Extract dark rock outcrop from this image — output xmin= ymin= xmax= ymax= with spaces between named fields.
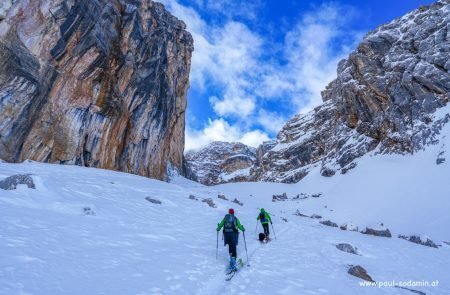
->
xmin=218 ymin=194 xmax=228 ymax=200
xmin=0 ymin=174 xmax=35 ymax=190
xmin=398 ymin=234 xmax=438 ymax=248
xmin=362 ymin=227 xmax=392 ymax=238
xmin=201 ymin=198 xmax=216 ymax=208
xmin=340 ymin=223 xmax=359 ymax=231
xmin=145 ymin=197 xmax=162 ymax=205
xmin=272 ymin=193 xmax=288 ymax=202
xmin=336 ymin=243 xmax=359 ymax=255
xmin=185 ymin=142 xmax=256 ymax=185
xmin=294 ymin=209 xmax=309 ymax=217
xmin=348 ymin=265 xmax=374 ymax=282
xmin=320 ymin=220 xmax=338 ymax=228
xmin=232 ymin=198 xmax=243 ymax=206
xmin=0 ymin=0 xmax=193 ymax=180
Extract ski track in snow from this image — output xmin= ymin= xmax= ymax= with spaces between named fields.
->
xmin=0 ymin=153 xmax=449 ymax=294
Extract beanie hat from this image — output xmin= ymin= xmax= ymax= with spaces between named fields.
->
xmin=229 ymin=208 xmax=235 ymax=214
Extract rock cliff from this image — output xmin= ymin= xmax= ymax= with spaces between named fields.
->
xmin=252 ymin=0 xmax=449 ymax=182
xmin=0 ymin=0 xmax=193 ymax=180
xmin=185 ymin=141 xmax=256 ymax=185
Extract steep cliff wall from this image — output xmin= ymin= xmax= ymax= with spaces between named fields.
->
xmin=0 ymin=0 xmax=193 ymax=180
xmin=252 ymin=0 xmax=449 ymax=183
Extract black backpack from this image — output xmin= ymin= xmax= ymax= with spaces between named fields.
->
xmin=259 ymin=212 xmax=267 ymax=222
xmin=223 ymin=214 xmax=237 ymax=233
xmin=258 ymin=233 xmax=266 ymax=242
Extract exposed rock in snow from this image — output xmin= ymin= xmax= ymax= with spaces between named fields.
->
xmin=398 ymin=235 xmax=438 ymax=248
xmin=320 ymin=220 xmax=338 ymax=228
xmin=250 ymin=1 xmax=450 ymax=183
xmin=188 ymin=194 xmax=198 ymax=201
xmin=336 ymin=243 xmax=359 ymax=255
xmin=362 ymin=227 xmax=392 ymax=238
xmin=185 ymin=142 xmax=256 ymax=185
xmin=145 ymin=197 xmax=162 ymax=205
xmin=218 ymin=194 xmax=228 ymax=200
xmin=232 ymin=198 xmax=243 ymax=206
xmin=83 ymin=207 xmax=96 ymax=216
xmin=348 ymin=265 xmax=374 ymax=282
xmin=0 ymin=174 xmax=35 ymax=190
xmin=272 ymin=193 xmax=289 ymax=202
xmin=321 ymin=167 xmax=336 ymax=177
xmin=294 ymin=209 xmax=309 ymax=217
xmin=201 ymin=198 xmax=217 ymax=208
xmin=394 ymin=286 xmax=426 ymax=295
xmin=0 ymin=0 xmax=193 ymax=180
xmin=340 ymin=223 xmax=359 ymax=232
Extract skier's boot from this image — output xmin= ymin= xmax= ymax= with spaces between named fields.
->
xmin=230 ymin=257 xmax=237 ymax=271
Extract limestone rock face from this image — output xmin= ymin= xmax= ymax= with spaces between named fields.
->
xmin=252 ymin=1 xmax=450 ymax=183
xmin=0 ymin=0 xmax=193 ymax=180
xmin=185 ymin=141 xmax=256 ymax=185
xmin=322 ymin=0 xmax=449 ymax=152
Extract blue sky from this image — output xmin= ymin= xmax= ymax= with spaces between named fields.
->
xmin=159 ymin=0 xmax=435 ymax=150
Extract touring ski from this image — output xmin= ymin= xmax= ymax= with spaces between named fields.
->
xmin=225 ymin=258 xmax=244 ymax=281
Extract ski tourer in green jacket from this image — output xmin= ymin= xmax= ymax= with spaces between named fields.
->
xmin=257 ymin=208 xmax=272 ymax=239
xmin=217 ymin=209 xmax=245 ymax=233
xmin=216 ymin=208 xmax=245 ymax=270
xmin=257 ymin=208 xmax=272 ymax=225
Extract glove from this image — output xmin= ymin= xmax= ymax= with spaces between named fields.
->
xmin=271 ymin=222 xmax=273 ymax=224
xmin=242 ymin=227 xmax=245 ymax=232
xmin=216 ymin=228 xmax=220 ymax=231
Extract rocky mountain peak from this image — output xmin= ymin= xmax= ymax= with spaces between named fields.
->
xmin=252 ymin=0 xmax=449 ymax=183
xmin=187 ymin=1 xmax=449 ymax=185
xmin=185 ymin=141 xmax=256 ymax=185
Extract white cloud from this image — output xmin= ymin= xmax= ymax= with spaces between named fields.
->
xmin=160 ymin=0 xmax=362 ymax=150
xmin=210 ymin=95 xmax=255 ymax=117
xmin=160 ymin=0 xmax=264 ymax=118
xmin=283 ymin=3 xmax=358 ymax=113
xmin=185 ymin=118 xmax=269 ymax=151
xmin=257 ymin=3 xmax=360 ymax=114
xmin=256 ymin=110 xmax=287 ymax=134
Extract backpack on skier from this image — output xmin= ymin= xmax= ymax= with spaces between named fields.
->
xmin=259 ymin=212 xmax=267 ymax=223
xmin=223 ymin=214 xmax=238 ymax=233
xmin=258 ymin=232 xmax=266 ymax=242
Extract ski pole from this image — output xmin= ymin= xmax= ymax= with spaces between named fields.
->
xmin=254 ymin=221 xmax=258 ymax=234
xmin=243 ymin=232 xmax=250 ymax=266
xmin=271 ymin=223 xmax=277 ymax=240
xmin=216 ymin=231 xmax=219 ymax=260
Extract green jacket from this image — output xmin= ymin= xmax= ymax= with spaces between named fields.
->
xmin=257 ymin=209 xmax=272 ymax=224
xmin=217 ymin=214 xmax=245 ymax=232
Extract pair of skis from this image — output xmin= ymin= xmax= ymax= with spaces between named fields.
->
xmin=225 ymin=258 xmax=245 ymax=281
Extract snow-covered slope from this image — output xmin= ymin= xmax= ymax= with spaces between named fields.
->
xmin=1 ymin=132 xmax=449 ymax=295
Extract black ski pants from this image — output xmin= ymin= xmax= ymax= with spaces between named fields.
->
xmin=228 ymin=243 xmax=237 ymax=258
xmin=262 ymin=223 xmax=270 ymax=236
